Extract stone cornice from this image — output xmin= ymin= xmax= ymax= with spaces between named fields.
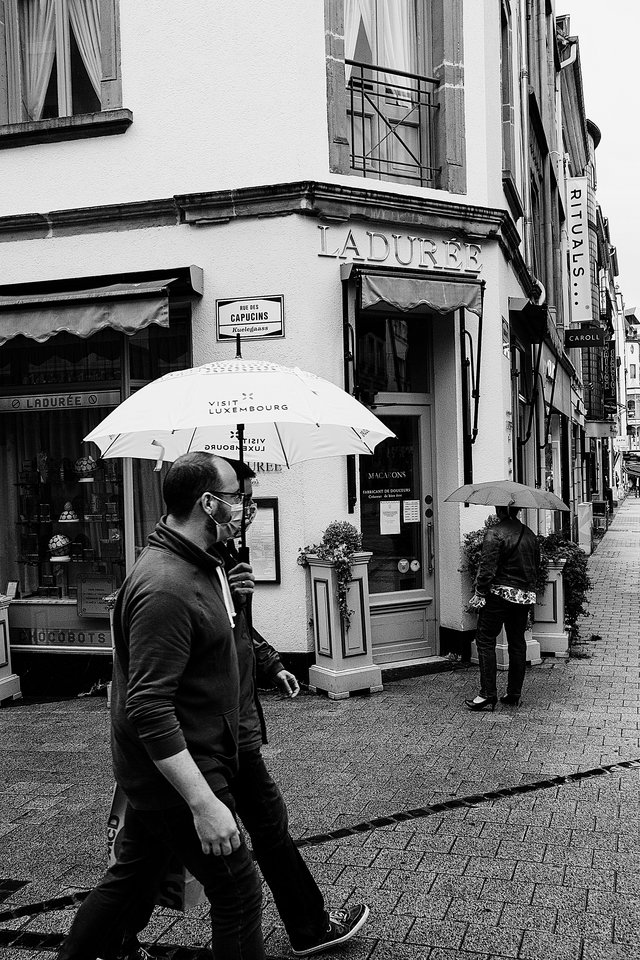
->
xmin=176 ymin=180 xmax=523 ymax=251
xmin=0 ymin=198 xmax=179 ymax=242
xmin=0 ymin=178 xmax=536 ymax=298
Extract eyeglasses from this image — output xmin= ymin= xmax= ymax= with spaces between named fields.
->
xmin=209 ymin=489 xmax=244 ymax=505
xmin=207 ymin=490 xmax=254 ymax=508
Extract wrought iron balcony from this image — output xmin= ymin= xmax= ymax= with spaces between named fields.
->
xmin=346 ymin=59 xmax=439 ymax=185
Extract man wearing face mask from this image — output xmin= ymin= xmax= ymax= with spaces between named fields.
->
xmin=107 ymin=460 xmax=369 ymax=960
xmin=58 ymin=452 xmax=265 ymax=960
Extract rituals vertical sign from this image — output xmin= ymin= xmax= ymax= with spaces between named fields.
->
xmin=567 ymin=177 xmax=592 ymax=323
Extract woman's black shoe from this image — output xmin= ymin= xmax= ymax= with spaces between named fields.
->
xmin=500 ymin=694 xmax=520 ymax=706
xmin=464 ymin=696 xmax=497 ymax=712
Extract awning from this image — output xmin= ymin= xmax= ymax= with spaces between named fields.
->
xmin=585 ymin=421 xmax=617 ymax=440
xmin=0 ymin=279 xmax=179 ymax=346
xmin=360 ymin=274 xmax=483 ymax=317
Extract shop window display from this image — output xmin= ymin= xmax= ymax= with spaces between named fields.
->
xmin=5 ymin=420 xmax=125 ymax=599
xmin=356 ymin=314 xmax=429 ymax=402
xmin=0 ymin=315 xmax=190 ymax=638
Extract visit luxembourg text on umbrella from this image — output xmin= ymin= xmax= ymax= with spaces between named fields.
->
xmin=84 ymin=360 xmax=395 ymax=466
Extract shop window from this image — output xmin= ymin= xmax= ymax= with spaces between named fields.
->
xmin=0 ymin=0 xmax=129 ymax=143
xmin=356 ymin=313 xmax=429 ymax=402
xmin=0 ymin=314 xmax=190 ymax=603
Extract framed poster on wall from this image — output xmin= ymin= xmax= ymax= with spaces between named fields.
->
xmin=246 ymin=498 xmax=280 ymax=583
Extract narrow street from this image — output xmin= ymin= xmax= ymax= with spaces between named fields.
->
xmin=1 ymin=497 xmax=639 ymax=959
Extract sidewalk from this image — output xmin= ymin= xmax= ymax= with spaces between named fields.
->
xmin=2 ymin=498 xmax=640 ymax=960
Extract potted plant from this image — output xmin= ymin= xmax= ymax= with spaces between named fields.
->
xmin=298 ymin=521 xmax=364 ymax=631
xmin=534 ymin=533 xmax=591 ymax=650
xmin=298 ymin=521 xmax=382 ymax=699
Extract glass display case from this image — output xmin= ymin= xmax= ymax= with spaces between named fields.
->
xmin=15 ymin=454 xmax=124 ymax=600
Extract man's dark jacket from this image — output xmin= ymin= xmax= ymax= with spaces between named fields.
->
xmin=475 ymin=518 xmax=540 ymax=597
xmin=111 ymin=520 xmax=240 ymax=809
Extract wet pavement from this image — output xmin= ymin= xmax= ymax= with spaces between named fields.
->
xmin=1 ymin=497 xmax=640 ymax=959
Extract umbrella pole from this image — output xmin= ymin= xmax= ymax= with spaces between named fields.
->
xmin=234 ymin=332 xmax=249 ymax=557
xmin=237 ymin=421 xmax=248 ymax=557
xmin=233 ymin=332 xmax=254 ymax=629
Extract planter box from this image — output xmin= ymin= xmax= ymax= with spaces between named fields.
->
xmin=0 ymin=596 xmax=22 ymax=704
xmin=531 ymin=561 xmax=570 ymax=658
xmin=471 ymin=627 xmax=540 ymax=671
xmin=306 ymin=551 xmax=383 ymax=700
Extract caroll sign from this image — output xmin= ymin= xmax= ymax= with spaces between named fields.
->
xmin=564 ymin=327 xmax=605 ymax=348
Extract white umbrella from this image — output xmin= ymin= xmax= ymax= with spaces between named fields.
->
xmin=84 ymin=359 xmax=394 ymax=467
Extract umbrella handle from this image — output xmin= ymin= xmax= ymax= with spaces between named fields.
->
xmin=151 ymin=440 xmax=165 ymax=472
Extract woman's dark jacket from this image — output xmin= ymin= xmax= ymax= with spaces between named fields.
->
xmin=475 ymin=518 xmax=541 ymax=597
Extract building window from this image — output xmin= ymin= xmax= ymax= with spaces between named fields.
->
xmin=628 ymin=399 xmax=636 ymax=419
xmin=325 ymin=0 xmax=466 ymax=192
xmin=500 ymin=2 xmax=515 ymax=175
xmin=344 ymin=0 xmax=437 ymax=185
xmin=0 ymin=0 xmax=125 ymax=133
xmin=630 ymin=363 xmax=637 ymax=380
xmin=0 ymin=313 xmax=190 ymax=609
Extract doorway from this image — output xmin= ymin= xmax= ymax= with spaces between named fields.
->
xmin=359 ymin=396 xmax=437 ymax=663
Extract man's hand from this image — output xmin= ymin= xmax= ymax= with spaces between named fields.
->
xmin=275 ymin=669 xmax=300 ymax=698
xmin=227 ymin=562 xmax=255 ymax=602
xmin=191 ymin=793 xmax=241 ymax=856
xmin=154 ymin=750 xmax=241 ymax=856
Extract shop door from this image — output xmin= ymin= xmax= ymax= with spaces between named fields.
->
xmin=360 ymin=398 xmax=436 ymax=664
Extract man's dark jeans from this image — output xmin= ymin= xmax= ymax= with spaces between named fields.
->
xmin=59 ymin=752 xmax=327 ymax=959
xmin=57 ymin=786 xmax=264 ymax=960
xmin=232 ymin=750 xmax=327 ymax=951
xmin=475 ymin=593 xmax=530 ymax=699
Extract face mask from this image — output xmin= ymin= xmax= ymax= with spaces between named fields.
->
xmin=204 ymin=495 xmax=244 ymax=543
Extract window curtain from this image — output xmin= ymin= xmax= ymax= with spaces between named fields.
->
xmin=344 ymin=0 xmax=373 ymax=81
xmin=345 ymin=0 xmax=417 ymax=91
xmin=69 ymin=0 xmax=102 ymax=98
xmin=19 ymin=0 xmax=56 ymax=121
xmin=379 ymin=0 xmax=417 ymax=75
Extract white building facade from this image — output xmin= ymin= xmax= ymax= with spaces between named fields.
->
xmin=0 ymin=1 xmax=605 ymax=686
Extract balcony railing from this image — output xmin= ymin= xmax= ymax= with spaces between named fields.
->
xmin=346 ymin=59 xmax=439 ymax=185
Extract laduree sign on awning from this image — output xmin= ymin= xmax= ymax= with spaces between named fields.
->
xmin=360 ymin=274 xmax=483 ymax=317
xmin=0 ymin=278 xmax=180 ymax=346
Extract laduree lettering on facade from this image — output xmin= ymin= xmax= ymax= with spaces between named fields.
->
xmin=318 ymin=225 xmax=482 ymax=274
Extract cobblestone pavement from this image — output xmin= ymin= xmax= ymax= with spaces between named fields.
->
xmin=1 ymin=498 xmax=640 ymax=959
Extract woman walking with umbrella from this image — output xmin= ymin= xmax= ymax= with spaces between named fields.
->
xmin=465 ymin=504 xmax=541 ymax=711
xmin=445 ymin=481 xmax=567 ymax=712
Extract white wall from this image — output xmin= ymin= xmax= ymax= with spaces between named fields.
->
xmin=0 ymin=208 xmax=512 ymax=651
xmin=1 ymin=1 xmax=508 ymax=219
